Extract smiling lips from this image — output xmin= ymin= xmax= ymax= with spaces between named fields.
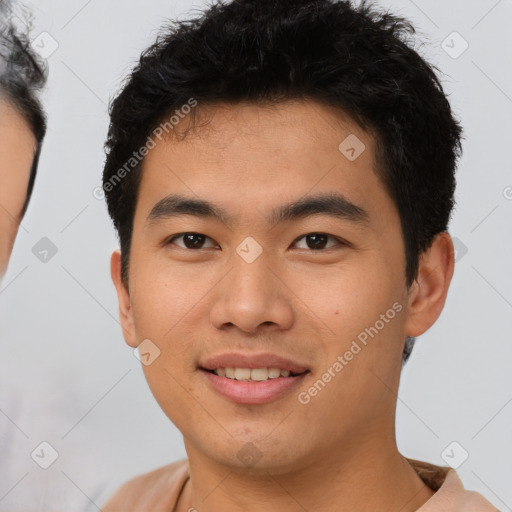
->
xmin=201 ymin=352 xmax=309 ymax=374
xmin=199 ymin=352 xmax=310 ymax=404
xmin=214 ymin=367 xmax=298 ymax=381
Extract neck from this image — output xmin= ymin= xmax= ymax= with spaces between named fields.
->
xmin=178 ymin=434 xmax=434 ymax=512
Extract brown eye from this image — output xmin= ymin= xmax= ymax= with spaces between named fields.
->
xmin=167 ymin=233 xmax=217 ymax=249
xmin=293 ymin=233 xmax=343 ymax=250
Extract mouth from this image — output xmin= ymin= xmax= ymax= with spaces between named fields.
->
xmin=199 ymin=358 xmax=310 ymax=404
xmin=202 ymin=367 xmax=308 ymax=381
xmin=198 ymin=352 xmax=311 ymax=404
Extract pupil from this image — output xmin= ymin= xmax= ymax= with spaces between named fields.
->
xmin=307 ymin=234 xmax=327 ymax=250
xmin=184 ymin=233 xmax=204 ymax=249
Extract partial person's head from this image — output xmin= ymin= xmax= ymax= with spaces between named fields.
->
xmin=0 ymin=0 xmax=47 ymax=278
xmin=105 ymin=0 xmax=461 ymax=472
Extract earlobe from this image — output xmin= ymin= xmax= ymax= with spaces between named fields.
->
xmin=404 ymin=232 xmax=455 ymax=338
xmin=110 ymin=250 xmax=138 ymax=348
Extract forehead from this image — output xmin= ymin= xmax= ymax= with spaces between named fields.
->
xmin=0 ymin=98 xmax=32 ymax=130
xmin=0 ymin=98 xmax=36 ymax=185
xmin=0 ymin=98 xmax=37 ymax=276
xmin=165 ymin=99 xmax=366 ymax=154
xmin=134 ymin=99 xmax=396 ymax=231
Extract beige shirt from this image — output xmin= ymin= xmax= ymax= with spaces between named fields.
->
xmin=103 ymin=457 xmax=499 ymax=511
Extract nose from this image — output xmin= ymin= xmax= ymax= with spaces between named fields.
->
xmin=209 ymin=252 xmax=295 ymax=334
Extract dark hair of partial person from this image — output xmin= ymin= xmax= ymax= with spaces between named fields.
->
xmin=0 ymin=0 xmax=48 ymax=218
xmin=102 ymin=0 xmax=463 ymax=365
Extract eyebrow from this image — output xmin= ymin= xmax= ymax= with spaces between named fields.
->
xmin=146 ymin=192 xmax=370 ymax=228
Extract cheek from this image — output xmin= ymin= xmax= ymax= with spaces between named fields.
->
xmin=301 ymin=287 xmax=405 ymax=428
xmin=299 ymin=259 xmax=395 ymax=326
xmin=132 ymin=273 xmax=201 ymax=422
xmin=0 ymin=220 xmax=16 ymax=272
xmin=131 ymin=265 xmax=205 ymax=336
xmin=305 ymin=258 xmax=406 ymax=366
xmin=130 ymin=265 xmax=211 ymax=375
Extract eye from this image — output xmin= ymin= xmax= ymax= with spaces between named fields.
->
xmin=292 ymin=233 xmax=345 ymax=251
xmin=166 ymin=232 xmax=218 ymax=250
xmin=165 ymin=232 xmax=346 ymax=251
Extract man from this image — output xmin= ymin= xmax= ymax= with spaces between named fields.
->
xmin=0 ymin=0 xmax=46 ymax=279
xmin=102 ymin=0 xmax=496 ymax=510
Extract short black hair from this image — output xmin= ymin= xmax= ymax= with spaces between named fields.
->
xmin=103 ymin=0 xmax=463 ymax=364
xmin=0 ymin=0 xmax=47 ymax=218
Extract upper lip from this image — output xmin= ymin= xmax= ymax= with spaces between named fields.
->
xmin=200 ymin=353 xmax=309 ymax=374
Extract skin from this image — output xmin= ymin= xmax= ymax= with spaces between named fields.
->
xmin=111 ymin=99 xmax=455 ymax=512
xmin=0 ymin=98 xmax=36 ymax=279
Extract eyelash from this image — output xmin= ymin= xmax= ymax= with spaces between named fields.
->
xmin=165 ymin=232 xmax=347 ymax=251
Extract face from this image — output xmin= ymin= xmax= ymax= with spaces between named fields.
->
xmin=0 ymin=99 xmax=36 ymax=278
xmin=112 ymin=99 xmax=453 ymax=474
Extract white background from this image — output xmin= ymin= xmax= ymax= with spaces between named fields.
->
xmin=0 ymin=0 xmax=510 ymax=510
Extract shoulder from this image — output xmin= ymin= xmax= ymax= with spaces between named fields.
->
xmin=102 ymin=458 xmax=189 ymax=512
xmin=407 ymin=458 xmax=499 ymax=512
xmin=437 ymin=470 xmax=499 ymax=511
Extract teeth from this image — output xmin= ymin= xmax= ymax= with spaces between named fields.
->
xmin=250 ymin=368 xmax=269 ymax=381
xmin=212 ymin=367 xmax=299 ymax=381
xmin=234 ymin=368 xmax=251 ymax=380
xmin=268 ymin=368 xmax=281 ymax=378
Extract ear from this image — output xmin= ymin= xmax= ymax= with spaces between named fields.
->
xmin=404 ymin=232 xmax=455 ymax=338
xmin=110 ymin=250 xmax=138 ymax=348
